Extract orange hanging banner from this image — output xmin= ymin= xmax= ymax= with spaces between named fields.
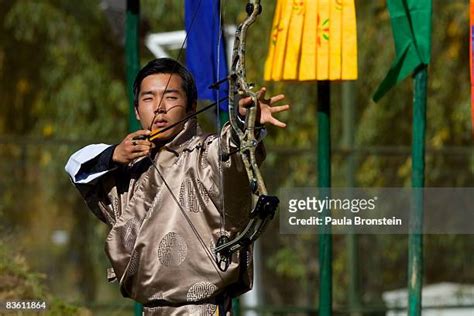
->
xmin=264 ymin=0 xmax=358 ymax=81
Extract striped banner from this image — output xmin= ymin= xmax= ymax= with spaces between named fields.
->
xmin=264 ymin=0 xmax=358 ymax=81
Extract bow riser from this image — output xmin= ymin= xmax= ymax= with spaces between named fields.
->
xmin=228 ymin=0 xmax=266 ymax=196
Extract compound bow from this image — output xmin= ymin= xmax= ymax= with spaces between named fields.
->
xmin=214 ymin=0 xmax=279 ymax=272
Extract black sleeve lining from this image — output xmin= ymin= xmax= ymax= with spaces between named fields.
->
xmin=75 ymin=145 xmax=118 ymax=181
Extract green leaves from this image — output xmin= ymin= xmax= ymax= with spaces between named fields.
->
xmin=1 ymin=0 xmax=127 ymax=139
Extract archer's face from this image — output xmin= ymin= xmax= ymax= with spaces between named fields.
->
xmin=135 ymin=73 xmax=189 ymax=142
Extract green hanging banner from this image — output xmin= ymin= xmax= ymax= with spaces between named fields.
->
xmin=373 ymin=0 xmax=432 ymax=102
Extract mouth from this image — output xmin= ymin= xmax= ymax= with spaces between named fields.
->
xmin=149 ymin=119 xmax=172 ymax=142
xmin=153 ymin=119 xmax=168 ymax=128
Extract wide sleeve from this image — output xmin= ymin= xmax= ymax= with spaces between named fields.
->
xmin=65 ymin=144 xmax=124 ymax=226
xmin=201 ymin=122 xmax=266 ymax=230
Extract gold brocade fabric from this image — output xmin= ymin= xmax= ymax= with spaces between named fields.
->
xmin=264 ymin=0 xmax=358 ymax=81
xmin=74 ymin=119 xmax=264 ymax=315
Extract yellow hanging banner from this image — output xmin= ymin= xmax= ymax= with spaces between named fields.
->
xmin=264 ymin=0 xmax=358 ymax=81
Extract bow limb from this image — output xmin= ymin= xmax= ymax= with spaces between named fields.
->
xmin=227 ymin=0 xmax=261 ymax=141
xmin=228 ymin=0 xmax=263 ymax=193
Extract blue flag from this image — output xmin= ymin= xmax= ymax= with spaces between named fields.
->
xmin=185 ymin=0 xmax=229 ymax=113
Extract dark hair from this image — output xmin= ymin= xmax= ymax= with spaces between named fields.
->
xmin=133 ymin=58 xmax=197 ymax=111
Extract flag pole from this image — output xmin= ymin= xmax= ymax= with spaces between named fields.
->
xmin=470 ymin=0 xmax=474 ymax=138
xmin=408 ymin=65 xmax=427 ymax=316
xmin=126 ymin=0 xmax=141 ymax=133
xmin=342 ymin=81 xmax=361 ymax=316
xmin=318 ymin=80 xmax=332 ymax=315
xmin=125 ymin=0 xmax=142 ymax=315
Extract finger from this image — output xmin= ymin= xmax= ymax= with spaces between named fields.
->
xmin=240 ymin=96 xmax=254 ymax=107
xmin=269 ymin=94 xmax=285 ymax=104
xmin=131 ymin=150 xmax=149 ymax=160
xmin=269 ymin=104 xmax=290 ymax=113
xmin=127 ymin=139 xmax=137 ymax=148
xmin=132 ymin=151 xmax=144 ymax=159
xmin=132 ymin=139 xmax=153 ymax=147
xmin=132 ymin=144 xmax=152 ymax=153
xmin=243 ymin=96 xmax=253 ymax=103
xmin=131 ymin=129 xmax=151 ymax=140
xmin=257 ymin=87 xmax=267 ymax=99
xmin=269 ymin=117 xmax=287 ymax=128
xmin=137 ymin=149 xmax=151 ymax=157
xmin=126 ymin=139 xmax=139 ymax=151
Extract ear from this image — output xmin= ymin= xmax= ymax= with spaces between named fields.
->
xmin=135 ymin=106 xmax=141 ymax=121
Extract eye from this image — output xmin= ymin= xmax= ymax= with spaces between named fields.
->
xmin=143 ymin=97 xmax=153 ymax=101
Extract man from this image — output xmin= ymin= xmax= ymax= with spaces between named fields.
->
xmin=65 ymin=58 xmax=289 ymax=315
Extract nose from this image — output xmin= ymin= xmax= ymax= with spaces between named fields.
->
xmin=154 ymin=101 xmax=166 ymax=114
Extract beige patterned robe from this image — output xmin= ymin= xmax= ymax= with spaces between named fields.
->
xmin=66 ymin=118 xmax=265 ymax=315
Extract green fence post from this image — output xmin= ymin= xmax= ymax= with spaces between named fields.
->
xmin=342 ymin=81 xmax=361 ymax=315
xmin=126 ymin=0 xmax=141 ymax=133
xmin=408 ymin=66 xmax=427 ymax=316
xmin=318 ymin=81 xmax=332 ymax=316
xmin=125 ymin=0 xmax=141 ymax=315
